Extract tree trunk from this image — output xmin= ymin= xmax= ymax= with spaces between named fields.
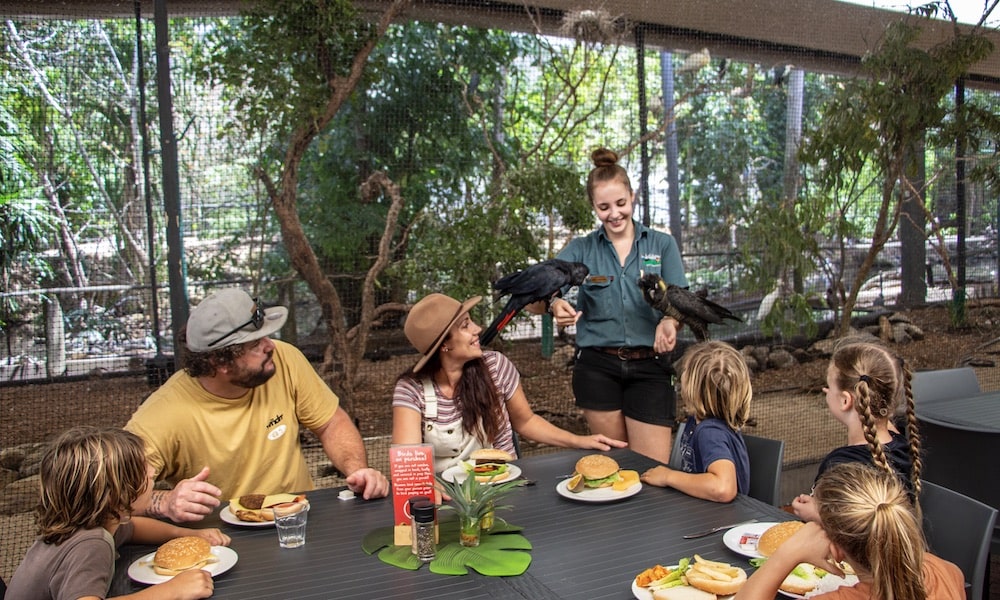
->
xmin=784 ymin=69 xmax=805 ymax=294
xmin=898 ymin=136 xmax=928 ymax=307
xmin=660 ymin=51 xmax=682 ymax=251
xmin=838 ymin=164 xmax=903 ymax=335
xmin=264 ymin=0 xmax=412 ymax=401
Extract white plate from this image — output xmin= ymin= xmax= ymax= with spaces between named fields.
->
xmin=722 ymin=521 xmax=782 ymax=558
xmin=777 ymin=572 xmax=859 ymax=598
xmin=127 ymin=545 xmax=238 ymax=585
xmin=556 ymin=478 xmax=641 ymax=502
xmin=441 ymin=462 xmax=522 ymax=485
xmin=631 ymin=569 xmax=734 ymax=600
xmin=220 ymin=504 xmax=274 ymax=527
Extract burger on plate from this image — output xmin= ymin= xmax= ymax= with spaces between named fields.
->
xmin=570 ymin=454 xmax=621 ymax=491
xmin=151 ymin=536 xmax=217 ymax=576
xmin=228 ymin=492 xmax=308 ymax=522
xmin=756 ymin=521 xmax=823 ymax=595
xmin=467 ymin=448 xmax=514 ymax=482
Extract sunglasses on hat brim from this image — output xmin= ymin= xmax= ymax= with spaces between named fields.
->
xmin=207 ymin=297 xmax=266 ymax=348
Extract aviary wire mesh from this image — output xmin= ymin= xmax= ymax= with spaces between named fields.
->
xmin=2 ymin=2 xmax=1000 ymax=584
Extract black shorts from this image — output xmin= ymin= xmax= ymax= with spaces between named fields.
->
xmin=571 ymin=347 xmax=676 ymax=426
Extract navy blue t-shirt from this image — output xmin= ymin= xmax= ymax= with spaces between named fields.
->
xmin=679 ymin=416 xmax=750 ymax=495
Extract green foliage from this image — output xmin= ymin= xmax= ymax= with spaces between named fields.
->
xmin=679 ymin=68 xmax=772 ymax=228
xmin=435 ymin=473 xmax=525 ymax=521
xmin=797 ymin=19 xmax=995 ymax=329
xmin=739 ymin=200 xmax=824 ymax=293
xmin=801 ymin=22 xmax=994 ymax=193
xmin=759 ymin=293 xmax=818 ymax=339
xmin=502 ymin=163 xmax=590 ymax=235
xmin=194 ymin=0 xmax=372 ymax=139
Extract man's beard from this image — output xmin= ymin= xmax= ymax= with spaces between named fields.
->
xmin=229 ymin=356 xmax=276 ymax=389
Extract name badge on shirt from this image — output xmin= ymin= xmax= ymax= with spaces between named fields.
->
xmin=584 ymin=275 xmax=614 ymax=284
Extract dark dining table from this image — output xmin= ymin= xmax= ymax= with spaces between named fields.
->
xmin=915 ymin=390 xmax=1000 ymax=433
xmin=111 ymin=448 xmax=794 ymax=599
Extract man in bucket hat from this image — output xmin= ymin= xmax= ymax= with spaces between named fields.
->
xmin=127 ymin=288 xmax=388 ymax=522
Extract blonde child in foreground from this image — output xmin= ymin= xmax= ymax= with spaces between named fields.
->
xmin=640 ymin=341 xmax=751 ymax=502
xmin=6 ymin=426 xmax=230 ymax=600
xmin=735 ymin=462 xmax=964 ymax=600
xmin=792 ymin=341 xmax=922 ymax=522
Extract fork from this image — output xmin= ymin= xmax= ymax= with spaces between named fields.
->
xmin=682 ymin=518 xmax=759 ymax=539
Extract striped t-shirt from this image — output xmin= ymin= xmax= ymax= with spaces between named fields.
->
xmin=393 ymin=350 xmax=519 ymax=455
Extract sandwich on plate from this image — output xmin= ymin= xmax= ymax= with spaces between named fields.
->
xmin=567 ymin=454 xmax=621 ymax=492
xmin=228 ymin=492 xmax=308 ymax=522
xmin=466 ymin=448 xmax=514 ymax=482
xmin=151 ymin=536 xmax=217 ymax=576
xmin=755 ymin=521 xmax=832 ymax=595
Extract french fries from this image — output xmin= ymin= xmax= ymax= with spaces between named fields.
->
xmin=686 ymin=554 xmax=741 ymax=582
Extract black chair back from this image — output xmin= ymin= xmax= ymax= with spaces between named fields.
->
xmin=744 ymin=434 xmax=784 ymax=506
xmin=921 ymin=479 xmax=997 ymax=600
xmin=912 ymin=367 xmax=980 ymax=404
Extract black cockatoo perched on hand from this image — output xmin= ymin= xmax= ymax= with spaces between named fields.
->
xmin=479 ymin=259 xmax=589 ymax=346
xmin=637 ymin=272 xmax=741 ymax=341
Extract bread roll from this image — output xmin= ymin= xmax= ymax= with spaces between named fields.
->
xmin=652 ymin=585 xmax=717 ymax=600
xmin=779 ymin=563 xmax=823 ymax=595
xmin=470 ymin=448 xmax=513 ymax=462
xmin=686 ymin=564 xmax=747 ymax=596
xmin=756 ymin=521 xmax=804 ymax=557
xmin=152 ymin=536 xmax=216 ymax=576
xmin=475 ymin=470 xmax=512 ymax=483
xmin=574 ymin=454 xmax=619 ymax=480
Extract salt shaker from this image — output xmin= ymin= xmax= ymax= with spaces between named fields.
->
xmin=411 ymin=501 xmax=437 ymax=562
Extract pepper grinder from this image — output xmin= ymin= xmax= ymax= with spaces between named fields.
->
xmin=411 ymin=501 xmax=437 ymax=562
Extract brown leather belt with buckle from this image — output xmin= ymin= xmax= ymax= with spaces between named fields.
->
xmin=593 ymin=346 xmax=658 ymax=360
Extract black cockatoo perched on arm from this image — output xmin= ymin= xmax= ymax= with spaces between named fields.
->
xmin=479 ymin=259 xmax=589 ymax=346
xmin=637 ymin=272 xmax=741 ymax=341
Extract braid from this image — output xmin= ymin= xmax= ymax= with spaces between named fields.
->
xmin=855 ymin=383 xmax=893 ymax=475
xmin=899 ymin=361 xmax=923 ymax=505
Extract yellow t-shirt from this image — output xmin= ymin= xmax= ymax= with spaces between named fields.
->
xmin=125 ymin=340 xmax=338 ymax=497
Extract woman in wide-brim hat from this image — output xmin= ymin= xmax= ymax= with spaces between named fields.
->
xmin=392 ymin=293 xmax=626 ymax=473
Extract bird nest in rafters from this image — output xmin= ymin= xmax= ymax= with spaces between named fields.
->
xmin=558 ymin=8 xmax=629 ymax=44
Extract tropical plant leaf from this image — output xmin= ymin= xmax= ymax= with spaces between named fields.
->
xmin=361 ymin=517 xmax=532 ymax=576
xmin=426 ymin=531 xmax=533 ymax=576
xmin=377 ymin=543 xmax=424 ymax=570
xmin=360 ymin=526 xmax=394 ymax=554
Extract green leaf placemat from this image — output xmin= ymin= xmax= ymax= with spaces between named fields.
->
xmin=362 ymin=516 xmax=532 ymax=576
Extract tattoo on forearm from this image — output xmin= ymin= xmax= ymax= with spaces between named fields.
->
xmin=150 ymin=490 xmax=165 ymax=518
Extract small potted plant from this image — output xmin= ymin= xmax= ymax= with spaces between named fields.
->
xmin=435 ymin=473 xmax=524 ymax=547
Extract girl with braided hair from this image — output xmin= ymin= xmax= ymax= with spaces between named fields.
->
xmin=737 ymin=463 xmax=964 ymax=600
xmin=792 ymin=342 xmax=923 ymax=522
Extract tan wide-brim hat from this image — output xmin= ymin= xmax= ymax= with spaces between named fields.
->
xmin=186 ymin=288 xmax=288 ymax=352
xmin=404 ymin=293 xmax=482 ymax=372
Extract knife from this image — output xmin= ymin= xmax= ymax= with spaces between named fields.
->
xmin=682 ymin=518 xmax=759 ymax=539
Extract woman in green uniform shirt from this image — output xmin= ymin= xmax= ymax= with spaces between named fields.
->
xmin=547 ymin=147 xmax=688 ymax=464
